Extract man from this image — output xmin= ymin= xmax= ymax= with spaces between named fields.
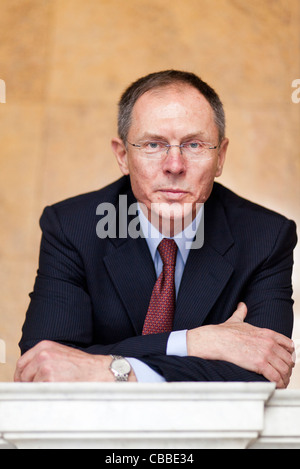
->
xmin=15 ymin=70 xmax=297 ymax=387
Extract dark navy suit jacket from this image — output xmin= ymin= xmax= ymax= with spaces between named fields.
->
xmin=19 ymin=176 xmax=297 ymax=382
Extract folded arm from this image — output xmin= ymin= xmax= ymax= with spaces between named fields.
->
xmin=17 ymin=207 xmax=297 ymax=387
xmin=140 ymin=218 xmax=297 ymax=388
xmin=15 ymin=302 xmax=295 ymax=387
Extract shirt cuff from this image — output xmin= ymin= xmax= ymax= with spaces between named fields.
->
xmin=126 ymin=330 xmax=188 ymax=382
xmin=166 ymin=330 xmax=188 ymax=356
xmin=126 ymin=357 xmax=166 ymax=383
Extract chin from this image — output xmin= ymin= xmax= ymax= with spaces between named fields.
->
xmin=151 ymin=202 xmax=195 ymax=236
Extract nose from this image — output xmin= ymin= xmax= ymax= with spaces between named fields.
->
xmin=162 ymin=145 xmax=186 ymax=175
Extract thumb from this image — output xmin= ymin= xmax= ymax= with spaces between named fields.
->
xmin=229 ymin=302 xmax=248 ymax=323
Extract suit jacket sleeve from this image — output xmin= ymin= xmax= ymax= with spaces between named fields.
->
xmin=139 ymin=218 xmax=297 ymax=382
xmin=19 ymin=205 xmax=169 ymax=356
xmin=20 ymin=201 xmax=297 ymax=385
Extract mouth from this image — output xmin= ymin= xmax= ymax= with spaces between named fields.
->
xmin=158 ymin=188 xmax=189 ymax=200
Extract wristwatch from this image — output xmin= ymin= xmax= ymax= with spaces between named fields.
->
xmin=109 ymin=355 xmax=132 ymax=382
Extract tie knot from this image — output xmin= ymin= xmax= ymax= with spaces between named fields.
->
xmin=158 ymin=238 xmax=178 ymax=266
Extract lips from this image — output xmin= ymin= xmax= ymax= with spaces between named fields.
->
xmin=159 ymin=189 xmax=189 ymax=200
xmin=160 ymin=188 xmax=188 ymax=193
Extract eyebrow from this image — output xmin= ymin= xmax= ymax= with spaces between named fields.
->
xmin=137 ymin=131 xmax=209 ymax=142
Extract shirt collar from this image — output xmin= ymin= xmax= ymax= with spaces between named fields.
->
xmin=137 ymin=203 xmax=204 ymax=265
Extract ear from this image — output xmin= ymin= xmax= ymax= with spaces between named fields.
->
xmin=215 ymin=138 xmax=229 ymax=178
xmin=111 ymin=138 xmax=130 ymax=175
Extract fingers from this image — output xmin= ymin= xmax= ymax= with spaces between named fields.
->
xmin=276 ymin=333 xmax=295 ymax=355
xmin=268 ymin=351 xmax=294 ymax=388
xmin=222 ymin=304 xmax=295 ymax=389
xmin=14 ymin=341 xmax=115 ymax=383
xmin=258 ymin=327 xmax=295 ymax=356
xmin=260 ymin=359 xmax=293 ymax=389
xmin=292 ymin=342 xmax=297 ymax=365
xmin=255 ymin=335 xmax=295 ymax=388
xmin=14 ymin=346 xmax=36 ymax=382
xmin=226 ymin=302 xmax=248 ymax=324
xmin=14 ymin=341 xmax=59 ymax=382
xmin=260 ymin=363 xmax=286 ymax=389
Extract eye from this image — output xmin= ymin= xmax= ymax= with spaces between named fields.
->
xmin=182 ymin=141 xmax=198 ymax=150
xmin=143 ymin=141 xmax=165 ymax=152
xmin=148 ymin=142 xmax=160 ymax=149
xmin=189 ymin=142 xmax=199 ymax=149
xmin=182 ymin=141 xmax=208 ymax=152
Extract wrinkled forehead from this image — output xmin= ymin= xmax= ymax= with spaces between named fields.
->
xmin=130 ymin=84 xmax=217 ymax=139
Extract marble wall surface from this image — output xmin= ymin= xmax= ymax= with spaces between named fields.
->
xmin=0 ymin=0 xmax=299 ymax=385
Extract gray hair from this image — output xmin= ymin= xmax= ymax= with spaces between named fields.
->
xmin=118 ymin=70 xmax=226 ymax=144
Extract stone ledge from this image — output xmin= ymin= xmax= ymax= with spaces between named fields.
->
xmin=0 ymin=382 xmax=280 ymax=449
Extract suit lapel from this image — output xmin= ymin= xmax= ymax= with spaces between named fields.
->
xmin=174 ymin=243 xmax=234 ymax=329
xmin=103 ymin=182 xmax=235 ymax=333
xmin=174 ymin=185 xmax=235 ymax=329
xmin=103 ymin=189 xmax=156 ymax=335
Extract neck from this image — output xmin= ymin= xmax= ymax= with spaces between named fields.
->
xmin=140 ymin=202 xmax=201 ymax=237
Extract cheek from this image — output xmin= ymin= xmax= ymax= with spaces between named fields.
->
xmin=128 ymin=161 xmax=155 ymax=200
xmin=189 ymin=162 xmax=219 ymax=200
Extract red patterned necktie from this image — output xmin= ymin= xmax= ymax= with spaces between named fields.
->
xmin=142 ymin=238 xmax=178 ymax=335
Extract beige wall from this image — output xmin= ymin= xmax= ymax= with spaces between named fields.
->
xmin=0 ymin=0 xmax=299 ymax=386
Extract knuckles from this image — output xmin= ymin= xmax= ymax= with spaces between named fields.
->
xmin=16 ymin=340 xmax=58 ymax=382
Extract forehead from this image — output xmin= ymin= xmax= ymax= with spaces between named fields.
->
xmin=130 ymin=84 xmax=217 ymax=137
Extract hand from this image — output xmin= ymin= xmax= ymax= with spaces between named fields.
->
xmin=187 ymin=302 xmax=295 ymax=389
xmin=14 ymin=341 xmax=137 ymax=383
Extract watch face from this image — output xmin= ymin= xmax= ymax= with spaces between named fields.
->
xmin=113 ymin=359 xmax=131 ymax=375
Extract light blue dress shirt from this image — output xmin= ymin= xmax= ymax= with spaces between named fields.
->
xmin=127 ymin=204 xmax=204 ymax=382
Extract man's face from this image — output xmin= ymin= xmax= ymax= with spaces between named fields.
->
xmin=112 ymin=84 xmax=228 ymax=233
